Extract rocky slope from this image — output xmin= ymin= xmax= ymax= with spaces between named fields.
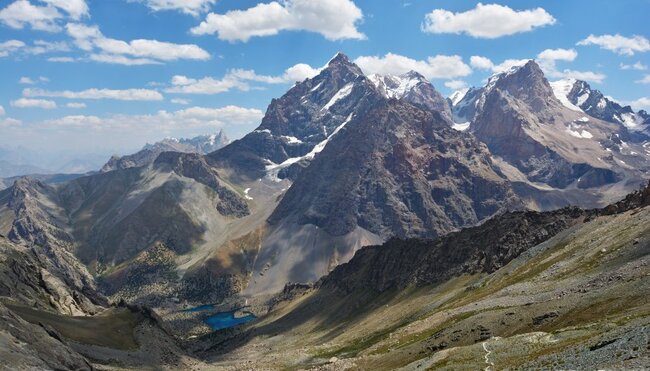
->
xmin=551 ymin=78 xmax=650 ymax=137
xmin=195 ymin=182 xmax=650 ymax=370
xmin=210 ymin=53 xmax=385 ymax=182
xmin=464 ymin=61 xmax=649 ymax=209
xmin=101 ymin=130 xmax=230 ymax=172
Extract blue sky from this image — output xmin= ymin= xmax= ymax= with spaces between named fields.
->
xmin=0 ymin=0 xmax=648 ymax=166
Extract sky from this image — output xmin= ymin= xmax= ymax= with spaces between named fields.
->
xmin=0 ymin=0 xmax=648 ymax=170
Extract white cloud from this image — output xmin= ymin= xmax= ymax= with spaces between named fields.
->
xmin=229 ymin=63 xmax=321 ymax=84
xmin=422 ymin=3 xmax=555 ymax=39
xmin=26 ymin=39 xmax=70 ymax=54
xmin=170 ymin=98 xmax=190 ymax=105
xmin=66 ymin=102 xmax=86 ymax=108
xmin=537 ymin=48 xmax=577 ymax=62
xmin=132 ymin=0 xmax=216 ymax=16
xmin=165 ymin=62 xmax=322 ymax=95
xmin=11 ymin=98 xmax=57 ymax=109
xmin=0 ymin=39 xmax=70 ymax=58
xmin=560 ymin=70 xmax=606 ymax=84
xmin=191 ymin=0 xmax=365 ymax=42
xmin=0 ymin=0 xmax=62 ymax=32
xmin=47 ymin=56 xmax=75 ymax=62
xmin=89 ymin=53 xmax=161 ymax=65
xmin=444 ymin=80 xmax=468 ymax=90
xmin=0 ymin=117 xmax=21 ymax=127
xmin=45 ymin=105 xmax=264 ymax=129
xmin=625 ymin=97 xmax=650 ymax=110
xmin=0 ymin=39 xmax=26 ymax=57
xmin=620 ymin=62 xmax=647 ymax=71
xmin=24 ymin=87 xmax=164 ymax=101
xmin=469 ymin=55 xmax=493 ymax=70
xmin=534 ymin=48 xmax=606 ymax=83
xmin=354 ymin=53 xmax=472 ymax=79
xmin=637 ymin=75 xmax=650 ymax=84
xmin=66 ymin=23 xmax=210 ymax=64
xmin=0 ymin=105 xmax=4 ymax=115
xmin=19 ymin=77 xmax=35 ymax=84
xmin=473 ymin=49 xmax=606 ymax=84
xmin=166 ymin=74 xmax=249 ymax=94
xmin=41 ymin=0 xmax=88 ymax=20
xmin=19 ymin=76 xmax=48 ymax=84
xmin=468 ymin=55 xmax=528 ymax=73
xmin=577 ymin=34 xmax=650 ymax=56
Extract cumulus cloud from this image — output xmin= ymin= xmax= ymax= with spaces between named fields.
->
xmin=131 ymin=0 xmax=216 ymax=16
xmin=66 ymin=102 xmax=86 ymax=108
xmin=191 ymin=0 xmax=365 ymax=42
xmin=620 ymin=62 xmax=647 ymax=71
xmin=578 ymin=34 xmax=650 ymax=56
xmin=354 ymin=53 xmax=472 ymax=79
xmin=0 ymin=0 xmax=62 ymax=32
xmin=422 ymin=3 xmax=555 ymax=39
xmin=165 ymin=62 xmax=322 ymax=94
xmin=24 ymin=87 xmax=164 ymax=101
xmin=537 ymin=48 xmax=577 ymax=62
xmin=637 ymin=75 xmax=650 ymax=84
xmin=66 ymin=23 xmax=210 ymax=64
xmin=468 ymin=55 xmax=528 ymax=73
xmin=41 ymin=0 xmax=88 ymax=20
xmin=0 ymin=39 xmax=26 ymax=57
xmin=166 ymin=74 xmax=249 ymax=94
xmin=444 ymin=80 xmax=468 ymax=90
xmin=0 ymin=0 xmax=88 ymax=31
xmin=170 ymin=98 xmax=190 ymax=105
xmin=11 ymin=98 xmax=57 ymax=109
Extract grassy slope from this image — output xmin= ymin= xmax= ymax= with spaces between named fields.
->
xmin=202 ymin=205 xmax=650 ymax=369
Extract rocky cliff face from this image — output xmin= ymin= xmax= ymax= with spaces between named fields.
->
xmin=321 ymin=179 xmax=650 ymax=294
xmin=269 ymin=99 xmax=519 ymax=239
xmin=0 ymin=179 xmax=106 ymax=315
xmin=211 ymin=53 xmax=385 ymax=181
xmin=561 ymin=79 xmax=648 ymax=134
xmin=369 ymin=71 xmax=453 ymax=122
xmin=469 ymin=61 xmax=648 ymax=192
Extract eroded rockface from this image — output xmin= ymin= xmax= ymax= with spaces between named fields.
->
xmin=269 ymin=99 xmax=520 ymax=240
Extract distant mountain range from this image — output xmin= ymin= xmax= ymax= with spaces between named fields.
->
xmin=101 ymin=130 xmax=230 ymax=172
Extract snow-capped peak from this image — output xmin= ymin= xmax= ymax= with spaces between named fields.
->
xmin=369 ymin=71 xmax=426 ymax=99
xmin=550 ymin=79 xmax=583 ymax=112
xmin=449 ymin=88 xmax=470 ymax=107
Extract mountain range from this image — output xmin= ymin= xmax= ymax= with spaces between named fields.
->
xmin=0 ymin=53 xmax=648 ymax=369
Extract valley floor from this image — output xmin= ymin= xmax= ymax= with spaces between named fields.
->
xmin=3 ymin=195 xmax=649 ymax=370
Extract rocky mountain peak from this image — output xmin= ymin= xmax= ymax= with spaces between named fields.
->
xmin=368 ymin=71 xmax=453 ymax=122
xmin=325 ymin=52 xmax=364 ymax=78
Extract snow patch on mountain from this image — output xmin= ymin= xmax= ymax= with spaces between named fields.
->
xmin=369 ymin=72 xmax=424 ymax=99
xmin=449 ymin=88 xmax=469 ymax=106
xmin=266 ymin=113 xmax=355 ymax=180
xmin=321 ymin=83 xmax=354 ymax=112
xmin=550 ymin=79 xmax=583 ymax=112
